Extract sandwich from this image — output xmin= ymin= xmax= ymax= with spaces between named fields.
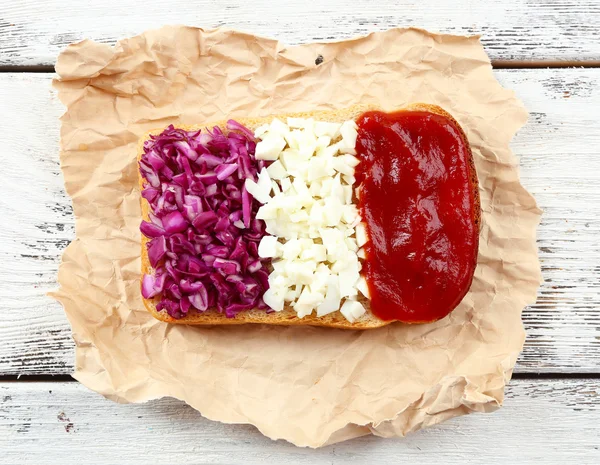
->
xmin=138 ymin=104 xmax=480 ymax=329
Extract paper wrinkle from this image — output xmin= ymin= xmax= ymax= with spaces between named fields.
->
xmin=52 ymin=26 xmax=541 ymax=448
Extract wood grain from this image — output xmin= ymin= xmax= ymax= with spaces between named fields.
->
xmin=0 ymin=379 xmax=598 ymax=464
xmin=0 ymin=68 xmax=599 ymax=375
xmin=1 ymin=0 xmax=600 ymax=67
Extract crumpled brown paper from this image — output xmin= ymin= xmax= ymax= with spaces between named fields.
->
xmin=51 ymin=26 xmax=541 ymax=447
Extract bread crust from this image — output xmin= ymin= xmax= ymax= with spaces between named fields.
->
xmin=139 ymin=104 xmax=479 ymax=329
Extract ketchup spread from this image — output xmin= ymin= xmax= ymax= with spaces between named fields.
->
xmin=355 ymin=110 xmax=479 ymax=323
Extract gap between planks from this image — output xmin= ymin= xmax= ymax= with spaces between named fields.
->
xmin=3 ymin=61 xmax=600 ymax=73
xmin=3 ymin=372 xmax=600 ymax=383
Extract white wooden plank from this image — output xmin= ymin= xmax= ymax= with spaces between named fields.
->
xmin=0 ymin=69 xmax=599 ymax=375
xmin=0 ymin=379 xmax=598 ymax=464
xmin=1 ymin=0 xmax=600 ymax=67
xmin=495 ymin=70 xmax=600 ymax=373
xmin=0 ymin=73 xmax=75 ymax=375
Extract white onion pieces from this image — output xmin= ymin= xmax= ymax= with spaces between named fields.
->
xmin=252 ymin=117 xmax=367 ymax=322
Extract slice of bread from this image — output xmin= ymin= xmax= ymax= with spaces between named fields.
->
xmin=138 ymin=104 xmax=480 ymax=329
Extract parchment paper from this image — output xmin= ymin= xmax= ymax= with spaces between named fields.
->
xmin=51 ymin=26 xmax=541 ymax=447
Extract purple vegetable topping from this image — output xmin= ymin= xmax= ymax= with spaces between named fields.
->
xmin=147 ymin=236 xmax=167 ymax=267
xmin=139 ymin=122 xmax=270 ymax=319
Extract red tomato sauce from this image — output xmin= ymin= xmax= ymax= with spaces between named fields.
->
xmin=355 ymin=110 xmax=479 ymax=323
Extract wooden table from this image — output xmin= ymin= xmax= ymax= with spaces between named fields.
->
xmin=1 ymin=2 xmax=599 ymax=463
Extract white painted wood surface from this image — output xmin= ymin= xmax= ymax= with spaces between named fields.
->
xmin=1 ymin=0 xmax=600 ymax=67
xmin=1 ymin=69 xmax=599 ymax=375
xmin=1 ymin=379 xmax=598 ymax=464
xmin=1 ymin=4 xmax=600 ymax=461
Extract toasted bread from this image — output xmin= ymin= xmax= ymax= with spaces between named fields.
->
xmin=138 ymin=104 xmax=480 ymax=329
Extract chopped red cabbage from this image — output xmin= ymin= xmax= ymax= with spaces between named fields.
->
xmin=139 ymin=122 xmax=269 ymax=319
xmin=140 ymin=221 xmax=165 ymax=238
xmin=162 ymin=211 xmax=188 ymax=234
xmin=147 ymin=236 xmax=167 ymax=268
